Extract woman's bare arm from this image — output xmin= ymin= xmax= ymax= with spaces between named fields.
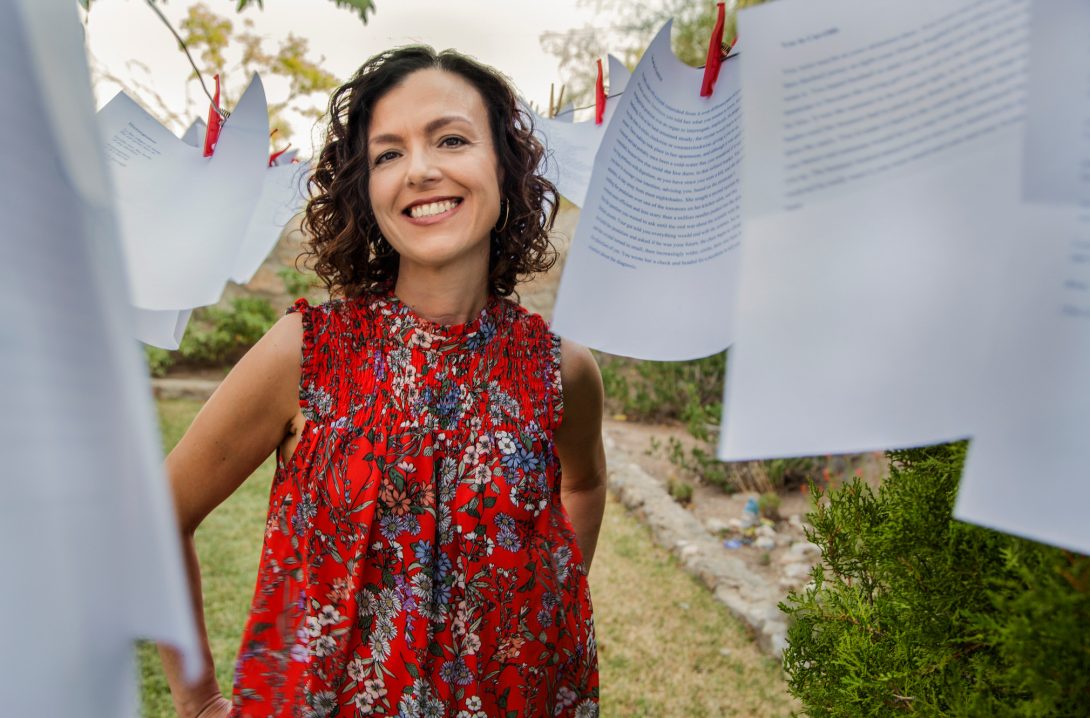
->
xmin=555 ymin=339 xmax=607 ymax=571
xmin=158 ymin=312 xmax=304 ymax=718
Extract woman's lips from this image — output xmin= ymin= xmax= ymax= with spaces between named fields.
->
xmin=403 ymin=198 xmax=463 ymax=226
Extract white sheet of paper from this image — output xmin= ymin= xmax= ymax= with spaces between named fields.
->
xmin=955 ymin=0 xmax=1090 ymax=554
xmin=1020 ymin=0 xmax=1090 ymax=206
xmin=232 ymin=161 xmax=310 ymax=284
xmin=2 ymin=1 xmax=199 ymax=714
xmin=99 ymin=76 xmax=269 ymax=310
xmin=135 ymin=307 xmax=193 ymax=350
xmin=552 ymin=22 xmax=744 ymax=359
xmin=719 ymin=0 xmax=1033 ymax=459
xmin=530 ymin=54 xmax=631 ymax=206
xmin=180 ymin=116 xmax=207 ymax=147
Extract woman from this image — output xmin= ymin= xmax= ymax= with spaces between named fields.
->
xmin=160 ymin=46 xmax=606 ymax=718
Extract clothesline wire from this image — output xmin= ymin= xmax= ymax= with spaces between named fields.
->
xmin=144 ymin=0 xmax=229 ymax=119
xmin=550 ymin=50 xmax=739 ymax=119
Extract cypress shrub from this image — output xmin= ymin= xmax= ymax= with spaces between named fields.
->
xmin=781 ymin=442 xmax=1090 ymax=717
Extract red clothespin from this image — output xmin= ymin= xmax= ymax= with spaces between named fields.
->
xmin=202 ymin=73 xmax=223 ymax=157
xmin=595 ymin=58 xmax=606 ymax=125
xmin=269 ymin=143 xmax=292 ymax=167
xmin=700 ymin=2 xmax=727 ymax=98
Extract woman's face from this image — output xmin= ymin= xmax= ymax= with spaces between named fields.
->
xmin=366 ymin=68 xmax=502 ymax=277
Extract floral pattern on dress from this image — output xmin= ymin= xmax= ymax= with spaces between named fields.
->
xmin=230 ymin=291 xmax=598 ymax=717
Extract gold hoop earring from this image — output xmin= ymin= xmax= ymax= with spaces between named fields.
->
xmin=494 ymin=199 xmax=510 ymax=233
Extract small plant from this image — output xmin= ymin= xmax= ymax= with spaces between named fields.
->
xmin=757 ymin=492 xmax=781 ymax=521
xmin=667 ymin=478 xmax=694 ymax=505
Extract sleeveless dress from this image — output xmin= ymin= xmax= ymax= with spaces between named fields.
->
xmin=229 ymin=291 xmax=599 ymax=718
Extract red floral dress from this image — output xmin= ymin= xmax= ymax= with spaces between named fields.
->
xmin=229 ymin=292 xmax=599 ymax=718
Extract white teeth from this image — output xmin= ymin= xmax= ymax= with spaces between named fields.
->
xmin=409 ymin=200 xmax=458 ymax=218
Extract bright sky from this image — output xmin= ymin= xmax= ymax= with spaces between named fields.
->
xmin=84 ymin=0 xmax=607 ymax=151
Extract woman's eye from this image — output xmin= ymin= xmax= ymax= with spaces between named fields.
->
xmin=373 ymin=150 xmax=399 ymax=165
xmin=440 ymin=136 xmax=467 ymax=148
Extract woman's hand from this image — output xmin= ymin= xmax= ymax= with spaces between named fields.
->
xmin=555 ymin=339 xmax=608 ymax=570
xmin=194 ymin=695 xmax=232 ymax=718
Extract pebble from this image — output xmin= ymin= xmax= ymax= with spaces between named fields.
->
xmin=784 ymin=562 xmax=812 ymax=579
xmin=789 ymin=540 xmax=822 ymax=558
xmin=756 ymin=524 xmax=777 ymax=539
xmin=705 ymin=518 xmax=729 ymax=534
xmin=754 ymin=536 xmax=776 ymax=550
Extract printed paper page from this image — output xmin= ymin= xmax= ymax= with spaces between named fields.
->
xmin=719 ymin=0 xmax=1035 ymax=459
xmin=530 ymin=55 xmax=631 ymax=206
xmin=2 ymin=0 xmax=199 ymax=715
xmin=99 ymin=76 xmax=269 ymax=310
xmin=955 ymin=0 xmax=1090 ymax=554
xmin=552 ymin=22 xmax=743 ymax=360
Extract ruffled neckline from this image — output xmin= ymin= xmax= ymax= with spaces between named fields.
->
xmin=380 ymin=289 xmax=502 ymax=346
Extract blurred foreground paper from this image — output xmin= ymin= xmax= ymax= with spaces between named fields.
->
xmin=553 ymin=24 xmax=743 ymax=359
xmin=956 ymin=0 xmax=1090 ymax=554
xmin=0 ymin=0 xmax=199 ymax=715
xmin=531 ymin=54 xmax=630 ymax=206
xmin=720 ymin=0 xmax=1037 ymax=459
xmin=98 ymin=75 xmax=269 ymax=311
xmin=232 ymin=161 xmax=309 ymax=284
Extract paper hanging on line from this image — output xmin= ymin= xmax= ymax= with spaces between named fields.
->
xmin=2 ymin=0 xmax=200 ymax=715
xmin=955 ymin=0 xmax=1090 ymax=554
xmin=180 ymin=116 xmax=207 ymax=147
xmin=232 ymin=161 xmax=310 ymax=284
xmin=98 ymin=75 xmax=269 ymax=311
xmin=552 ymin=23 xmax=743 ymax=360
xmin=530 ymin=54 xmax=631 ymax=206
xmin=719 ymin=0 xmax=1035 ymax=460
xmin=134 ymin=307 xmax=192 ymax=350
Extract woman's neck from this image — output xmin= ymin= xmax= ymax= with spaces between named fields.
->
xmin=392 ymin=265 xmax=490 ymax=326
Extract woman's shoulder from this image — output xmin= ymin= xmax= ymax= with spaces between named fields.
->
xmin=285 ymin=293 xmax=391 ymax=333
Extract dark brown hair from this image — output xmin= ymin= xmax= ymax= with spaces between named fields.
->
xmin=301 ymin=46 xmax=559 ymax=299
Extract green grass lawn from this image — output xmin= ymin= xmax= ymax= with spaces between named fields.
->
xmin=145 ymin=398 xmax=795 ymax=717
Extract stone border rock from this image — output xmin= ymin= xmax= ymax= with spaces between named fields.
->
xmin=603 ymin=430 xmax=789 ymax=656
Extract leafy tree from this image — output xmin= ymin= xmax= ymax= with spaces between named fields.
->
xmin=176 ymin=3 xmax=341 ymax=140
xmin=86 ymin=1 xmax=347 ymax=141
xmin=80 ymin=0 xmax=375 ymax=25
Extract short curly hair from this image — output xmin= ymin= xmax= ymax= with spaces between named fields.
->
xmin=301 ymin=46 xmax=559 ymax=299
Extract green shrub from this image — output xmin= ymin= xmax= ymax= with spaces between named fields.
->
xmin=781 ymin=442 xmax=1090 ymax=717
xmin=144 ymin=297 xmax=280 ymax=375
xmin=598 ymin=351 xmax=830 ymax=494
xmin=277 ymin=266 xmax=316 ymax=298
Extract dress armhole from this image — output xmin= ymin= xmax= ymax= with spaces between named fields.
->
xmin=286 ymin=298 xmax=319 ymax=421
xmin=549 ymin=333 xmax=565 ymax=428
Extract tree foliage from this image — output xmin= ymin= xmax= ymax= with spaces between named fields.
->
xmin=177 ymin=4 xmax=341 ymax=138
xmin=782 ymin=442 xmax=1090 ymax=716
xmin=81 ymin=0 xmax=375 ymax=24
xmin=540 ymin=0 xmax=764 ymax=109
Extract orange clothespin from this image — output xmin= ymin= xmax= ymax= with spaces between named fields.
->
xmin=202 ymin=74 xmax=223 ymax=157
xmin=700 ymin=2 xmax=727 ymax=98
xmin=595 ymin=58 xmax=606 ymax=125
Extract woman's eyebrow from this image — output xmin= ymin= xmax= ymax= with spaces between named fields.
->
xmin=369 ymin=115 xmax=474 ymax=147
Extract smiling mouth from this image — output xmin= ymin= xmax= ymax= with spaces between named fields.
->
xmin=405 ymin=198 xmax=462 ymax=219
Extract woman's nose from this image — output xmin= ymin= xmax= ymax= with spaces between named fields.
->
xmin=406 ymin=148 xmax=442 ymax=187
